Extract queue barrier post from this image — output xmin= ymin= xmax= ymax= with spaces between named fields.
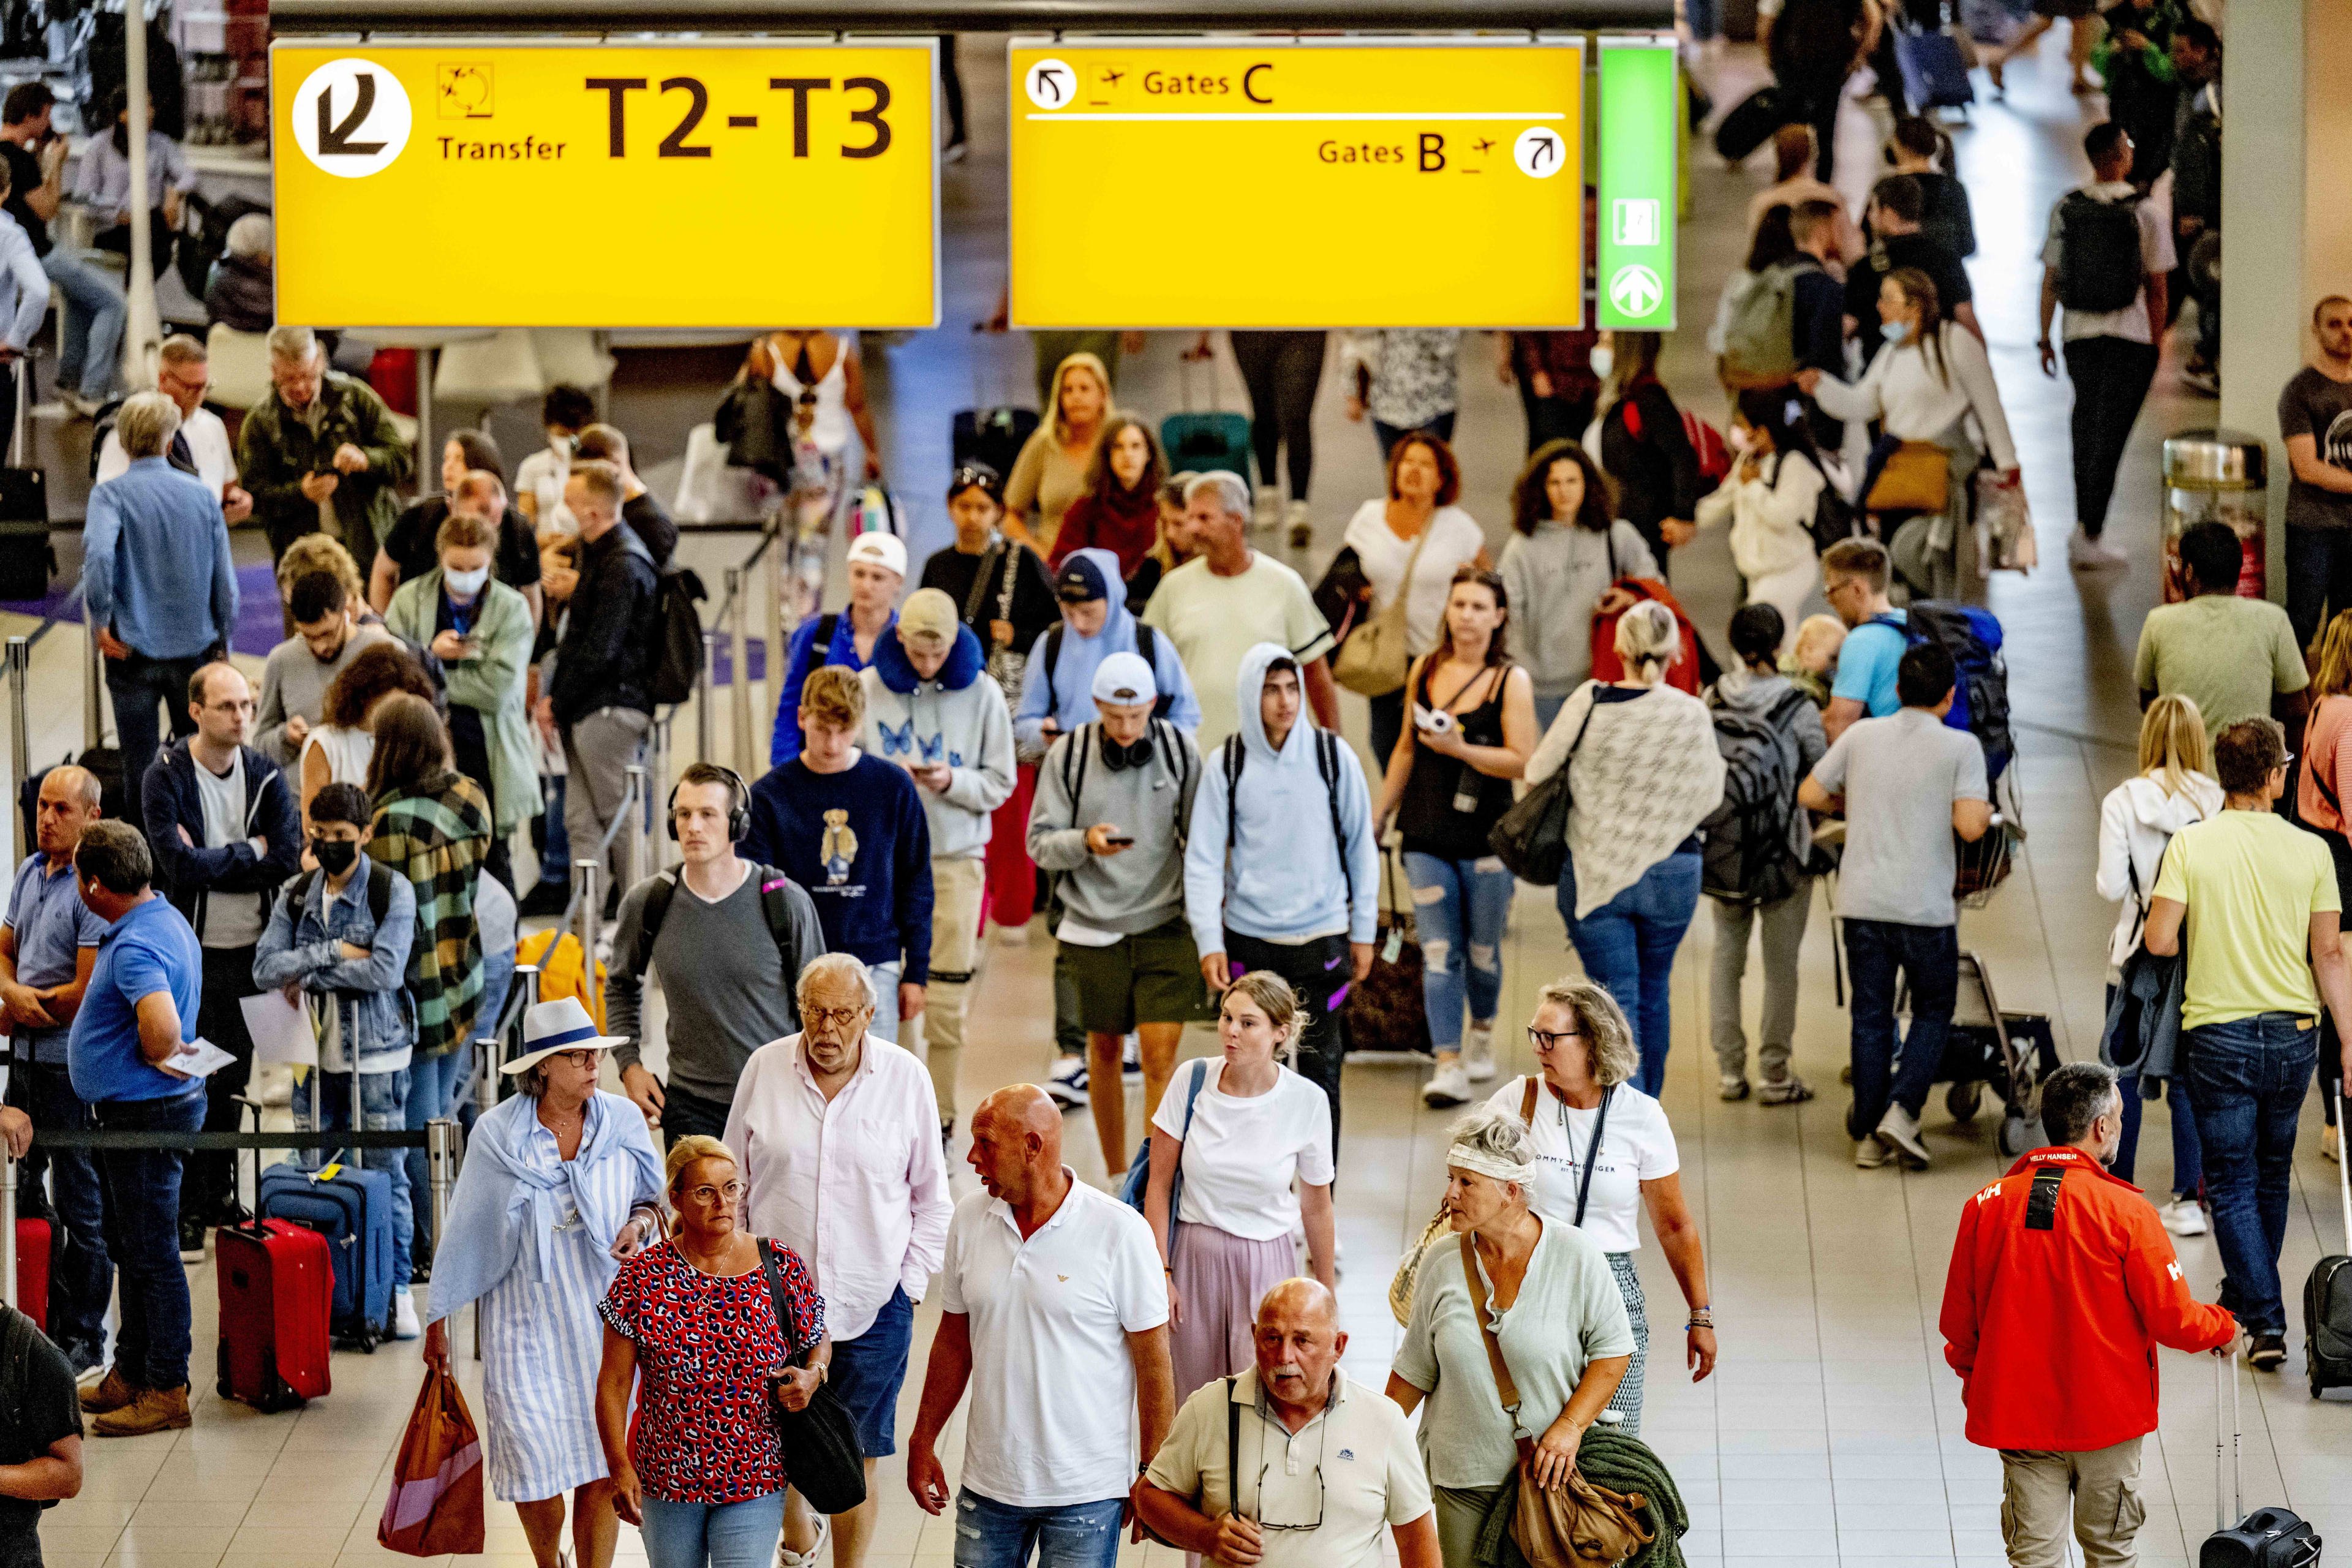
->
xmin=726 ymin=567 xmax=754 ymax=782
xmin=571 ymin=859 xmax=601 ymax=1019
xmin=764 ymin=522 xmax=786 ymax=767
xmin=82 ymin=612 xmax=102 ymax=753
xmin=1 ymin=1145 xmax=16 ymax=1312
xmin=624 ymin=764 xmax=647 ymax=895
xmin=695 ymin=630 xmax=715 ymax=774
xmin=7 ymin=635 xmax=29 ymax=871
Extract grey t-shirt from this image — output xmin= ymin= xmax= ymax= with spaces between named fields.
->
xmin=2280 ymin=366 xmax=2352 ymax=532
xmin=1811 ymin=707 xmax=1989 ymax=928
xmin=606 ymin=864 xmax=824 ymax=1107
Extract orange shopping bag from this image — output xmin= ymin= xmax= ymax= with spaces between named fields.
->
xmin=379 ymin=1366 xmax=486 ymax=1556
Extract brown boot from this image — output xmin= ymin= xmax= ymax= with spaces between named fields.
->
xmin=92 ymin=1383 xmax=190 ymax=1437
xmin=80 ymin=1366 xmax=138 ymax=1414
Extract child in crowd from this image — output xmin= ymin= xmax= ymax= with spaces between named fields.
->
xmin=253 ymin=781 xmax=423 ymax=1336
xmin=1782 ymin=613 xmax=1847 ymax=709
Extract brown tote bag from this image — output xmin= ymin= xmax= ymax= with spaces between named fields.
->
xmin=1864 ymin=440 xmax=1951 ymax=513
xmin=1332 ymin=520 xmax=1434 ymax=698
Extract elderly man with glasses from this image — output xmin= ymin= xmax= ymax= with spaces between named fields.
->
xmin=725 ymin=952 xmax=952 ymax=1568
xmin=1140 ymin=1278 xmax=1439 ymax=1568
xmin=95 ymin=333 xmax=252 ymax=522
xmin=235 ymin=323 xmax=413 ymax=575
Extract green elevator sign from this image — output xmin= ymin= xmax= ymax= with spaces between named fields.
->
xmin=1597 ymin=37 xmax=1676 ymax=330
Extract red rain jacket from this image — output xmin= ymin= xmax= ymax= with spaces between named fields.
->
xmin=1939 ymin=1145 xmax=2236 ymax=1452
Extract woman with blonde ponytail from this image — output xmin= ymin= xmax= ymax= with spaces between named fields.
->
xmin=1523 ymin=600 xmax=1727 ymax=1094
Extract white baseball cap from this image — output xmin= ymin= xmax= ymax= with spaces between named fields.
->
xmin=845 ymin=531 xmax=907 ymax=578
xmin=1090 ymin=650 xmax=1158 ymax=706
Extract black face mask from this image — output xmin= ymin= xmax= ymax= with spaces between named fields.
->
xmin=311 ymin=838 xmax=358 ymax=876
xmin=1099 ymin=731 xmax=1154 ymax=771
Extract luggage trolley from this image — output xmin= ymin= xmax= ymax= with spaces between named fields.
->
xmin=1900 ymin=949 xmax=2061 ymax=1159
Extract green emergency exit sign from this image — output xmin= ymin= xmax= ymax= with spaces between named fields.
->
xmin=1597 ymin=37 xmax=1676 ymax=330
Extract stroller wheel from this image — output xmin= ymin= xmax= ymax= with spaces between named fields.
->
xmin=1998 ymin=1114 xmax=2032 ymax=1159
xmin=1946 ymin=1080 xmax=1985 ymax=1124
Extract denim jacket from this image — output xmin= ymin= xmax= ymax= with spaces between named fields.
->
xmin=252 ymin=853 xmax=419 ymax=1074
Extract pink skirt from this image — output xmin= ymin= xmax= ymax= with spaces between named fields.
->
xmin=1169 ymin=1220 xmax=1298 ymax=1401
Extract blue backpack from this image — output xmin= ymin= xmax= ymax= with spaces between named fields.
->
xmin=1871 ymin=603 xmax=2012 ymax=779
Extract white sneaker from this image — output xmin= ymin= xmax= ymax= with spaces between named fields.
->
xmin=1875 ymin=1104 xmax=1932 ymax=1166
xmin=1122 ymin=1033 xmax=1142 ymax=1078
xmin=2162 ymin=1197 xmax=2209 ymax=1237
xmin=2068 ymin=528 xmax=2129 ymax=570
xmin=1463 ymin=1024 xmax=1498 ymax=1082
xmin=1422 ymin=1060 xmax=1472 ymax=1108
xmin=1283 ymin=498 xmax=1311 ymax=533
xmin=777 ymin=1512 xmax=829 ymax=1568
xmin=1253 ymin=488 xmax=1281 ymax=529
xmin=393 ymin=1287 xmax=421 ymax=1341
xmin=1719 ymin=1074 xmax=1752 ymax=1102
xmin=1046 ymin=1054 xmax=1089 ymax=1109
xmin=1854 ymin=1135 xmax=1894 ymax=1169
xmin=996 ymin=920 xmax=1030 ymax=946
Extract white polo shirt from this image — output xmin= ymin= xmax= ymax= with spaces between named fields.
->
xmin=939 ymin=1171 xmax=1170 ymax=1507
xmin=1144 ymin=1368 xmax=1432 ymax=1568
xmin=95 ymin=404 xmax=236 ymax=497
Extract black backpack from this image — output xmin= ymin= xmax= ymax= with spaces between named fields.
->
xmin=647 ymin=562 xmax=710 ymax=707
xmin=2172 ymin=96 xmax=2221 ymax=225
xmin=1698 ymin=688 xmax=1810 ymax=908
xmin=1043 ymin=623 xmax=1175 ymax=720
xmin=1219 ymin=729 xmax=1354 ymax=910
xmin=2054 ymin=190 xmax=2146 ymax=314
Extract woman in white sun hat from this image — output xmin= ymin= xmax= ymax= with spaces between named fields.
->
xmin=422 ymin=998 xmax=665 ymax=1568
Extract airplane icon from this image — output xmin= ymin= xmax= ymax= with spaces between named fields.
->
xmin=1102 ymin=67 xmax=1125 ymax=86
xmin=1473 ymin=137 xmax=1495 ymax=154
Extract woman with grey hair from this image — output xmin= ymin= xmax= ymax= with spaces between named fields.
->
xmin=421 ymin=997 xmax=665 ymax=1568
xmin=1387 ymin=1107 xmax=1635 ymax=1568
xmin=1490 ymin=978 xmax=1716 ymax=1436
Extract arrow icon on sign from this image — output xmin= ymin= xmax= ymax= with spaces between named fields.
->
xmin=317 ymin=72 xmax=387 ymax=156
xmin=1609 ymin=263 xmax=1663 ymax=317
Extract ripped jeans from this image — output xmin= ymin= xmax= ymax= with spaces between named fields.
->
xmin=1403 ymin=851 xmax=1516 ymax=1053
xmin=951 ymin=1489 xmax=1123 ymax=1568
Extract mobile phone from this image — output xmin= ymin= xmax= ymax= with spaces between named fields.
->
xmin=1104 ymin=834 xmax=1135 ymax=846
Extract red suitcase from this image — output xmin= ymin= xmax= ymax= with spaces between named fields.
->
xmin=14 ymin=1217 xmax=51 ymax=1333
xmin=215 ymin=1216 xmax=333 ymax=1411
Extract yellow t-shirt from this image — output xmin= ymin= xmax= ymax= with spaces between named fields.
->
xmin=2151 ymin=809 xmax=2340 ymax=1030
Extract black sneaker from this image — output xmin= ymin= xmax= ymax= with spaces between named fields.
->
xmin=178 ymin=1216 xmax=208 ymax=1262
xmin=2248 ymin=1333 xmax=2288 ymax=1371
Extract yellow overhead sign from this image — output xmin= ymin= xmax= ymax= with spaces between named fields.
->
xmin=271 ymin=41 xmax=938 ymax=328
xmin=1008 ymin=40 xmax=1583 ymax=330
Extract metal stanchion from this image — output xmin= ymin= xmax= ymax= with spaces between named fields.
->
xmin=652 ymin=717 xmax=676 ymax=870
xmin=695 ymin=629 xmax=715 ymax=769
xmin=1 ymin=1148 xmax=16 ymax=1311
xmin=764 ymin=524 xmax=786 ymax=766
xmin=571 ymin=858 xmax=602 ymax=1015
xmin=623 ymin=764 xmax=647 ymax=894
xmin=426 ymin=1119 xmax=459 ymax=1257
xmin=726 ymin=568 xmax=754 ymax=781
xmin=8 ymin=636 xmax=28 ymax=872
xmin=82 ymin=614 xmax=101 ymax=752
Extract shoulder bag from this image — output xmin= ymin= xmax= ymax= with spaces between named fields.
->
xmin=760 ymin=1239 xmax=868 ymax=1515
xmin=1459 ymin=1235 xmax=1653 ymax=1568
xmin=1120 ymin=1055 xmax=1212 ymax=1215
xmin=963 ymin=537 xmax=1030 ymax=715
xmin=1332 ymin=519 xmax=1434 ymax=698
xmin=1488 ymin=692 xmax=1597 ymax=885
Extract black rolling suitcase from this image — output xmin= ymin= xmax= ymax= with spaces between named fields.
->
xmin=2203 ymin=1348 xmax=2322 ymax=1567
xmin=2305 ymin=1087 xmax=2352 ymax=1400
xmin=0 ymin=467 xmax=50 ymax=600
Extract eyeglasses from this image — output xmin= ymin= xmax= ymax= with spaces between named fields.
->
xmin=683 ymin=1180 xmax=746 ymax=1205
xmin=551 ymin=1049 xmax=601 ymax=1069
xmin=804 ymin=1005 xmax=869 ymax=1028
xmin=1525 ymin=1027 xmax=1582 ymax=1052
xmin=949 ymin=464 xmax=1001 ymax=492
xmin=1253 ymin=1396 xmax=1331 ymax=1532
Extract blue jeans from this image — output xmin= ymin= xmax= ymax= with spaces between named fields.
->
xmin=93 ymin=1088 xmax=205 ymax=1389
xmin=44 ymin=247 xmax=127 ymax=401
xmin=6 ymin=1060 xmax=111 ymax=1356
xmin=2185 ymin=1012 xmax=2318 ymax=1335
xmin=2116 ymin=1074 xmax=2204 ymax=1199
xmin=104 ymin=650 xmax=205 ymax=835
xmin=1558 ymin=850 xmax=1702 ymax=1095
xmin=536 ymin=774 xmax=571 ymax=888
xmin=639 ymin=1491 xmax=785 ymax=1568
xmin=829 ymin=1285 xmax=914 ymax=1457
xmin=870 ymin=959 xmax=903 ymax=1042
xmin=296 ymin=1065 xmax=417 ymax=1291
xmin=1843 ymin=919 xmax=1957 ymax=1140
xmin=951 ymin=1490 xmax=1125 ymax=1568
xmin=2285 ymin=524 xmax=2352 ymax=652
xmin=403 ymin=1050 xmax=470 ymax=1262
xmin=1404 ymin=851 xmax=1515 ymax=1052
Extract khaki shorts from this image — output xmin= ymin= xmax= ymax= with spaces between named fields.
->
xmin=1057 ymin=916 xmax=1207 ymax=1033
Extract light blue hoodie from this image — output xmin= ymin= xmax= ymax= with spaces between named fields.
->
xmin=1012 ymin=547 xmax=1201 ymax=752
xmin=1183 ymin=641 xmax=1378 ymax=959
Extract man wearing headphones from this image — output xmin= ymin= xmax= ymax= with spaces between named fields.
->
xmin=607 ymin=761 xmax=827 ymax=1139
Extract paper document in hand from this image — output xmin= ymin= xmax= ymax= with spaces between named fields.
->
xmin=241 ymin=988 xmax=320 ymax=1066
xmin=169 ymin=1037 xmax=239 ymax=1079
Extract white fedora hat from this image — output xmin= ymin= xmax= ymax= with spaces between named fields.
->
xmin=501 ymin=997 xmax=628 ymax=1076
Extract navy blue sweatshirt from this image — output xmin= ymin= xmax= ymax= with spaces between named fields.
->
xmin=741 ymin=754 xmax=935 ymax=982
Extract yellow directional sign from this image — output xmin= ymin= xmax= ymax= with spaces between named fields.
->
xmin=271 ymin=42 xmax=938 ymax=328
xmin=1008 ymin=40 xmax=1583 ymax=330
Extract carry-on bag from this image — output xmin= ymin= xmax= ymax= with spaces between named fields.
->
xmin=1895 ymin=27 xmax=1978 ymax=112
xmin=2201 ymin=1349 xmax=2323 ymax=1567
xmin=0 ymin=468 xmax=50 ymax=600
xmin=1345 ymin=850 xmax=1433 ymax=1057
xmin=951 ymin=362 xmax=1041 ymax=480
xmin=258 ymin=1055 xmax=395 ymax=1349
xmin=217 ymin=1102 xmax=334 ymax=1409
xmin=1713 ymin=85 xmax=1790 ymax=163
xmin=13 ymin=1216 xmax=51 ymax=1332
xmin=1159 ymin=355 xmax=1253 ymax=484
xmin=379 ymin=1366 xmax=486 ymax=1554
xmin=2305 ymin=1086 xmax=2352 ymax=1399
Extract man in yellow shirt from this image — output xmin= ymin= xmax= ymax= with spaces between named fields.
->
xmin=2145 ymin=716 xmax=2352 ymax=1370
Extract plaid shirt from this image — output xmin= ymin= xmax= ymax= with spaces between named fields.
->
xmin=369 ymin=772 xmax=492 ymax=1060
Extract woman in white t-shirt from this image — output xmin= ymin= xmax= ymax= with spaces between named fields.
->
xmin=1341 ymin=432 xmax=1490 ymax=769
xmin=1144 ymin=972 xmax=1337 ymax=1402
xmin=299 ymin=642 xmax=437 ymax=821
xmin=1488 ymin=976 xmax=1716 ymax=1434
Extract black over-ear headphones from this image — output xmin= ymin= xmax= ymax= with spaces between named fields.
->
xmin=667 ymin=765 xmax=752 ymax=842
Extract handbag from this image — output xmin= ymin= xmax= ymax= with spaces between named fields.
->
xmin=1975 ymin=470 xmax=2036 ymax=572
xmin=1864 ymin=440 xmax=1951 ymax=513
xmin=1119 ymin=1055 xmax=1212 ymax=1214
xmin=1332 ymin=519 xmax=1433 ymax=698
xmin=1460 ymin=1236 xmax=1654 ymax=1568
xmin=1344 ymin=850 xmax=1433 ymax=1056
xmin=759 ymin=1239 xmax=868 ymax=1516
xmin=964 ymin=537 xmax=1030 ymax=714
xmin=1488 ymin=696 xmax=1596 ymax=884
xmin=378 ymin=1366 xmax=486 ymax=1556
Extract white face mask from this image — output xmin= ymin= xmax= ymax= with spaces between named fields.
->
xmin=1589 ymin=345 xmax=1615 ymax=380
xmin=444 ymin=565 xmax=490 ymax=598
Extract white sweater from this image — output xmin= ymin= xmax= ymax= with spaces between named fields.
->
xmin=1812 ymin=325 xmax=2018 ymax=471
xmin=1695 ymin=450 xmax=1825 ymax=581
xmin=2094 ymin=771 xmax=2223 ymax=970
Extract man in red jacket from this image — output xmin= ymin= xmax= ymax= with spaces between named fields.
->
xmin=1940 ymin=1061 xmax=2235 ymax=1568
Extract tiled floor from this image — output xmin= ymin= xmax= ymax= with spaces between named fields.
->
xmin=15 ymin=26 xmax=2352 ymax=1568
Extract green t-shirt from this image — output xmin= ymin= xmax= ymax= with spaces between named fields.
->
xmin=2132 ymin=595 xmax=2308 ymax=736
xmin=2151 ymin=809 xmax=2339 ymax=1030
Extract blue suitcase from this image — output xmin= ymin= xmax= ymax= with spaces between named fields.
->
xmin=1895 ymin=28 xmax=1977 ymax=113
xmin=1161 ymin=355 xmax=1254 ymax=487
xmin=259 ymin=1159 xmax=393 ymax=1350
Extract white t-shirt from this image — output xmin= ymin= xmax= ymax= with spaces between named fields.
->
xmin=94 ymin=405 xmax=235 ymax=497
xmin=1488 ymin=1076 xmax=1678 ymax=1254
xmin=1150 ymin=1057 xmax=1336 ymax=1240
xmin=190 ymin=750 xmax=268 ymax=948
xmin=940 ymin=1173 xmax=1171 ymax=1507
xmin=2041 ymin=181 xmax=2177 ymax=345
xmin=1341 ymin=503 xmax=1485 ymax=658
xmin=303 ymin=725 xmax=375 ymax=791
xmin=1142 ymin=554 xmax=1338 ymax=750
xmin=516 ymin=442 xmax=579 ymax=538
